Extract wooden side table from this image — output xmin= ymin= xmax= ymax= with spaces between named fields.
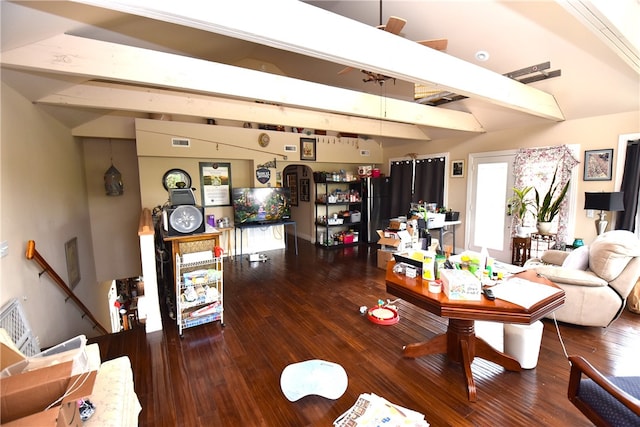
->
xmin=512 ymin=236 xmax=531 ymax=266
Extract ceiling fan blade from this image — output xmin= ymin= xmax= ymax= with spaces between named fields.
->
xmin=381 ymin=16 xmax=406 ymax=35
xmin=337 ymin=66 xmax=354 ymax=75
xmin=417 ymin=38 xmax=448 ymax=51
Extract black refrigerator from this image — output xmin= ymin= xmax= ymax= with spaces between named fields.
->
xmin=362 ymin=176 xmax=392 ymax=243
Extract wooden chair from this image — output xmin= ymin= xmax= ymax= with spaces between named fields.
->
xmin=567 ymin=355 xmax=640 ymax=426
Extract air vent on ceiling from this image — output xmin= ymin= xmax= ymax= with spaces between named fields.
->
xmin=171 ymin=138 xmax=191 ymax=148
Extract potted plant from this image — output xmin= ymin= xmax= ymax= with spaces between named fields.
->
xmin=535 ymin=166 xmax=571 ymax=234
xmin=508 ymin=186 xmax=535 ymax=236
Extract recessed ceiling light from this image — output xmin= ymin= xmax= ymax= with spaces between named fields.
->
xmin=475 ymin=50 xmax=490 ymax=61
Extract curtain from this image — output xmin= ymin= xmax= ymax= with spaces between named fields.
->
xmin=414 ymin=157 xmax=445 ymax=206
xmin=513 ymin=145 xmax=579 ymax=243
xmin=615 ymin=139 xmax=640 ymax=232
xmin=390 ymin=157 xmax=446 ymax=218
xmin=390 ymin=160 xmax=413 ymax=217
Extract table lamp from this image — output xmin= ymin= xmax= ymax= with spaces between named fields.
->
xmin=584 ymin=192 xmax=624 ymax=235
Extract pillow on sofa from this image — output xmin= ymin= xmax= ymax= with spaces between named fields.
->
xmin=562 ymin=245 xmax=590 ymax=270
xmin=589 ymin=231 xmax=640 ymax=282
xmin=534 ymin=265 xmax=608 ymax=287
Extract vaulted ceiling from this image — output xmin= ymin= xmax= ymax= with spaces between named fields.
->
xmin=1 ymin=1 xmax=638 ymax=141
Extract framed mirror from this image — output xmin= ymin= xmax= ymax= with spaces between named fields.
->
xmin=162 ymin=168 xmax=192 ymax=190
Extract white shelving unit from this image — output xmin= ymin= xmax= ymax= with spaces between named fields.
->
xmin=175 ymin=254 xmax=224 ymax=336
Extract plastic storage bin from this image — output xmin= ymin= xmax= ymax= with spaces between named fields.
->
xmin=503 ymin=321 xmax=544 ymax=369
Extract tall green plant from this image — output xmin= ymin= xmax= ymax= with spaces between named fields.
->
xmin=535 ymin=166 xmax=571 ymax=223
xmin=508 ymin=186 xmax=535 ymax=224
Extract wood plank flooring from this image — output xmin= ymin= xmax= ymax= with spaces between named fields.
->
xmin=90 ymin=240 xmax=640 ymax=426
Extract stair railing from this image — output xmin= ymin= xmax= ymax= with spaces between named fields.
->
xmin=25 ymin=240 xmax=108 ymax=335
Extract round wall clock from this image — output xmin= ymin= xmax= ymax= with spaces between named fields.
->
xmin=162 ymin=169 xmax=192 ymax=190
xmin=258 ymin=132 xmax=270 ymax=147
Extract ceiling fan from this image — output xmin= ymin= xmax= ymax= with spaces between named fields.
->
xmin=337 ymin=5 xmax=448 ymax=84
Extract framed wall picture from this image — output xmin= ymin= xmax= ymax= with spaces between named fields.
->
xmin=65 ymin=237 xmax=80 ymax=289
xmin=451 ymin=160 xmax=465 ymax=178
xmin=300 ymin=137 xmax=316 ymax=161
xmin=584 ymin=149 xmax=613 ymax=181
xmin=286 ymin=172 xmax=298 ymax=206
xmin=200 ymin=162 xmax=232 ymax=206
xmin=300 ymin=178 xmax=310 ymax=202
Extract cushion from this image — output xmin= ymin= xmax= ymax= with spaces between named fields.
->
xmin=541 ymin=250 xmax=570 ymax=266
xmin=280 ymin=359 xmax=348 ymax=402
xmin=534 ymin=265 xmax=608 ymax=287
xmin=578 ymin=376 xmax=640 ymax=426
xmin=562 ymin=245 xmax=590 ymax=270
xmin=589 ymin=231 xmax=640 ymax=282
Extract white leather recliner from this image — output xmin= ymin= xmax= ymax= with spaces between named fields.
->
xmin=527 ymin=230 xmax=640 ymax=327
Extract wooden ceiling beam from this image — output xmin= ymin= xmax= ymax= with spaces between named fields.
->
xmin=69 ymin=0 xmax=565 ymax=121
xmin=38 ymin=81 xmax=433 ymax=140
xmin=0 ymin=34 xmax=483 ymax=134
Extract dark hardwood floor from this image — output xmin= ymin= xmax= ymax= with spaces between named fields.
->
xmin=90 ymin=240 xmax=640 ymax=426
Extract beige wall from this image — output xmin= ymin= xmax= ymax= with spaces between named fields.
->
xmin=0 ymin=83 xmax=109 ymax=347
xmin=383 ymin=111 xmax=640 ymax=247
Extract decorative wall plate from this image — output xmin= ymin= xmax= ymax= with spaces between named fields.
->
xmin=258 ymin=132 xmax=270 ymax=147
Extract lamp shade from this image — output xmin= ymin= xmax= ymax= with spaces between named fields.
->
xmin=584 ymin=192 xmax=624 ymax=211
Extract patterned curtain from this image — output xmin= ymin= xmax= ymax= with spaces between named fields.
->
xmin=513 ymin=145 xmax=579 ymax=242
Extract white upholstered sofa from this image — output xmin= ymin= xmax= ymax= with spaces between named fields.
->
xmin=526 ymin=230 xmax=640 ymax=327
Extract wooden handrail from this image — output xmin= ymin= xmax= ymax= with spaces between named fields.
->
xmin=25 ymin=240 xmax=108 ymax=335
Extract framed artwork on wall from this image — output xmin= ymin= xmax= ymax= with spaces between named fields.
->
xmin=65 ymin=237 xmax=80 ymax=289
xmin=300 ymin=178 xmax=310 ymax=202
xmin=584 ymin=149 xmax=613 ymax=181
xmin=286 ymin=172 xmax=298 ymax=206
xmin=451 ymin=160 xmax=465 ymax=178
xmin=300 ymin=137 xmax=316 ymax=161
xmin=199 ymin=162 xmax=232 ymax=206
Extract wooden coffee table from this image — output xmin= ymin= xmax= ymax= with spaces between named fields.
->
xmin=385 ymin=262 xmax=565 ymax=401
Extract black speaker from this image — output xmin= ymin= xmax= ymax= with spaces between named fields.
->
xmin=164 ymin=205 xmax=205 ymax=236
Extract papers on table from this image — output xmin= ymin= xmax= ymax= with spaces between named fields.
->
xmin=492 ymin=261 xmax=525 ymax=275
xmin=490 ymin=277 xmax=562 ymax=309
xmin=334 ymin=393 xmax=429 ymax=427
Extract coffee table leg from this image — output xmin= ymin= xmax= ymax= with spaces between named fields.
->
xmin=475 ymin=337 xmax=522 ymax=372
xmin=459 ymin=339 xmax=477 ymax=401
xmin=402 ymin=333 xmax=447 ymax=358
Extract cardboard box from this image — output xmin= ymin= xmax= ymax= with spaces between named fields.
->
xmin=426 ymin=213 xmax=446 ymax=229
xmin=2 ymin=335 xmax=88 ymax=378
xmin=376 ymin=230 xmax=412 ymax=252
xmin=377 ymin=249 xmax=395 ymax=270
xmin=0 ymin=341 xmax=25 ymax=372
xmin=1 ymin=360 xmax=96 ymax=424
xmin=440 ymin=269 xmax=482 ymax=301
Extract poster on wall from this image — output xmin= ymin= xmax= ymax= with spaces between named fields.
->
xmin=200 ymin=162 xmax=232 ymax=206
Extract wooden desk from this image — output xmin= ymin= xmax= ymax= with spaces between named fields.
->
xmin=385 ymin=262 xmax=565 ymax=401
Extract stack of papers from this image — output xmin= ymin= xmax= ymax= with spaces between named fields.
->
xmin=491 ymin=277 xmax=562 ymax=309
xmin=334 ymin=393 xmax=429 ymax=427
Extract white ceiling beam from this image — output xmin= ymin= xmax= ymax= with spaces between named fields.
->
xmin=69 ymin=0 xmax=565 ymax=121
xmin=0 ymin=34 xmax=483 ymax=134
xmin=38 ymin=81 xmax=432 ymax=140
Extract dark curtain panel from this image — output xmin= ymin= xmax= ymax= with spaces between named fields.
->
xmin=615 ymin=139 xmax=640 ymax=231
xmin=390 ymin=160 xmax=413 ymax=217
xmin=414 ymin=157 xmax=445 ymax=206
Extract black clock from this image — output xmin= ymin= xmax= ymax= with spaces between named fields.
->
xmin=162 ymin=169 xmax=192 ymax=190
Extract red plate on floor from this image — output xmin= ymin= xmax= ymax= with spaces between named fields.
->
xmin=367 ymin=306 xmax=399 ymax=325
